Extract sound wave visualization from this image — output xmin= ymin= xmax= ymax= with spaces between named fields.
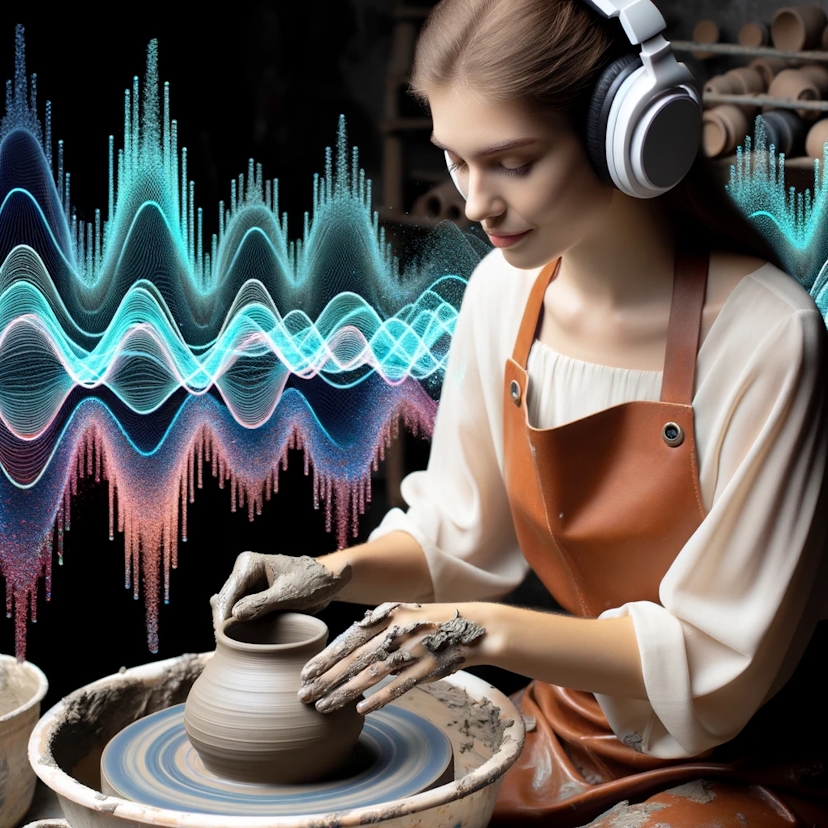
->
xmin=0 ymin=29 xmax=484 ymax=656
xmin=728 ymin=118 xmax=828 ymax=309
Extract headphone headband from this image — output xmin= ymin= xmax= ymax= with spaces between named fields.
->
xmin=580 ymin=0 xmax=666 ymax=45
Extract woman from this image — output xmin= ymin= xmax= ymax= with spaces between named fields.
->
xmin=213 ymin=1 xmax=828 ymax=825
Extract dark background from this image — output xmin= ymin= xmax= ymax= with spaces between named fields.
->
xmin=0 ymin=0 xmax=789 ymax=709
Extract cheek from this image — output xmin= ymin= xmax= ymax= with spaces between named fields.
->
xmin=534 ymin=155 xmax=609 ymax=229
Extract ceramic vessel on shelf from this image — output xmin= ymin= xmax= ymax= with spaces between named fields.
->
xmin=0 ymin=654 xmax=48 ymax=828
xmin=767 ymin=69 xmax=821 ymax=122
xmin=184 ymin=612 xmax=363 ymax=784
xmin=806 ymin=118 xmax=828 ymax=160
xmin=739 ymin=21 xmax=770 ymax=48
xmin=771 ymin=5 xmax=827 ymax=51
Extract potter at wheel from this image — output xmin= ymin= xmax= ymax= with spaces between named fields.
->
xmin=100 ymin=703 xmax=454 ymax=816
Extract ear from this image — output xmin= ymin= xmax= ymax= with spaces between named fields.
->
xmin=445 ymin=150 xmax=467 ymax=200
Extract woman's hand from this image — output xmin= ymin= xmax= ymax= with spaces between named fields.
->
xmin=210 ymin=552 xmax=352 ymax=629
xmin=298 ymin=602 xmax=488 ymax=715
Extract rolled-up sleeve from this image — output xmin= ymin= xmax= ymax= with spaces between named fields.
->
xmin=597 ymin=270 xmax=828 ymax=758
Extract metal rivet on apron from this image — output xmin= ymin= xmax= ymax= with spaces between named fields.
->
xmin=662 ymin=422 xmax=685 ymax=447
xmin=510 ymin=379 xmax=522 ymax=406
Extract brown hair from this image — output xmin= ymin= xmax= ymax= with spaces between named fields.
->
xmin=410 ymin=0 xmax=779 ymax=264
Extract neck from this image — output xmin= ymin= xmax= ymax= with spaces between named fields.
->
xmin=558 ymin=190 xmax=676 ymax=308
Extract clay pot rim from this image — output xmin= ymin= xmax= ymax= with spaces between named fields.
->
xmin=217 ymin=613 xmax=328 ymax=653
xmin=0 ymin=653 xmax=48 ymax=724
xmin=29 ymin=653 xmax=526 ymax=827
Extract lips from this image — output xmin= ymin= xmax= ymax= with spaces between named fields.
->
xmin=486 ymin=229 xmax=532 ymax=248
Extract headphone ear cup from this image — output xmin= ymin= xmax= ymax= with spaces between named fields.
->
xmin=585 ymin=53 xmax=642 ymax=185
xmin=445 ymin=150 xmax=467 ymax=200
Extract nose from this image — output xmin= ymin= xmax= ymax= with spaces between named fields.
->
xmin=463 ymin=170 xmax=505 ymax=225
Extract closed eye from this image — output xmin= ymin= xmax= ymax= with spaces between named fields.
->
xmin=502 ymin=163 xmax=532 ymax=177
xmin=447 ymin=159 xmax=532 ymax=177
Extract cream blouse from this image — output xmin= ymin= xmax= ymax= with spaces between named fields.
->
xmin=369 ymin=248 xmax=828 ymax=760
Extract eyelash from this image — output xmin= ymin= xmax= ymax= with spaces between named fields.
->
xmin=447 ymin=160 xmax=532 ymax=177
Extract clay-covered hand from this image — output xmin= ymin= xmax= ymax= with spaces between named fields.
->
xmin=298 ymin=602 xmax=486 ymax=715
xmin=210 ymin=552 xmax=352 ymax=629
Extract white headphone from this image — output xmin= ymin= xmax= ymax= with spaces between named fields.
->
xmin=445 ymin=0 xmax=701 ymax=200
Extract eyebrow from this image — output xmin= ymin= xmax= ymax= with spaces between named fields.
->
xmin=429 ymin=134 xmax=540 ymax=158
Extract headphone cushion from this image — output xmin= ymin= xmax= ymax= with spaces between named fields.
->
xmin=585 ymin=53 xmax=642 ymax=185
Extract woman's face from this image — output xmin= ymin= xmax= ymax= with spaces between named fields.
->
xmin=428 ymin=86 xmax=614 ymax=270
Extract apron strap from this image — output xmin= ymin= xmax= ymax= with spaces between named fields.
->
xmin=510 ymin=252 xmax=709 ymax=406
xmin=512 ymin=259 xmax=560 ymax=366
xmin=660 ymin=250 xmax=709 ymax=405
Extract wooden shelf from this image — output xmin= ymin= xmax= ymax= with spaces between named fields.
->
xmin=704 ymin=93 xmax=828 ymax=113
xmin=672 ymin=40 xmax=828 ymax=63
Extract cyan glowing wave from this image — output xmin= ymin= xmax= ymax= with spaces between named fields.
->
xmin=0 ymin=28 xmax=485 ymax=657
xmin=0 ymin=261 xmax=463 ymax=434
xmin=727 ymin=118 xmax=828 ymax=313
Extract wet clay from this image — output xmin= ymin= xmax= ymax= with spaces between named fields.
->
xmin=43 ymin=654 xmax=206 ymax=779
xmin=583 ymin=800 xmax=668 ymax=828
xmin=304 ymin=610 xmax=487 ymax=714
xmin=421 ymin=613 xmax=486 ymax=652
xmin=420 ymin=681 xmax=511 ymax=756
xmin=302 ymin=602 xmax=408 ymax=683
xmin=184 ymin=614 xmax=363 ymax=784
xmin=661 ymin=779 xmax=715 ymax=804
xmin=231 ymin=555 xmax=351 ymax=620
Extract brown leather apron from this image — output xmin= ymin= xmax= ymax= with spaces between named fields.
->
xmin=490 ymin=254 xmax=828 ymax=827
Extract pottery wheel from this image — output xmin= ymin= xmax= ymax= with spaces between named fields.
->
xmin=101 ymin=703 xmax=453 ymax=816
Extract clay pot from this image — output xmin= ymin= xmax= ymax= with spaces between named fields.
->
xmin=799 ymin=64 xmax=828 ymax=97
xmin=749 ymin=57 xmax=788 ymax=89
xmin=184 ymin=613 xmax=363 ymax=785
xmin=704 ymin=74 xmax=739 ymax=95
xmin=692 ymin=19 xmax=719 ymax=59
xmin=0 ymin=655 xmax=48 ymax=828
xmin=739 ymin=21 xmax=770 ymax=48
xmin=704 ymin=67 xmax=766 ymax=97
xmin=702 ymin=105 xmax=750 ymax=158
xmin=771 ymin=5 xmax=828 ymax=51
xmin=768 ymin=69 xmax=822 ymax=121
xmin=758 ymin=110 xmax=808 ymax=156
xmin=806 ymin=118 xmax=828 ymax=159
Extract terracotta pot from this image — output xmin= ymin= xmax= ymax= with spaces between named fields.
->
xmin=184 ymin=613 xmax=363 ymax=785
xmin=806 ymin=118 xmax=828 ymax=159
xmin=704 ymin=70 xmax=762 ymax=118
xmin=767 ymin=69 xmax=822 ymax=121
xmin=0 ymin=655 xmax=48 ymax=828
xmin=749 ymin=57 xmax=788 ymax=89
xmin=702 ymin=105 xmax=749 ymax=158
xmin=771 ymin=5 xmax=828 ymax=51
xmin=692 ymin=19 xmax=719 ymax=59
xmin=759 ymin=110 xmax=808 ymax=156
xmin=704 ymin=73 xmax=739 ymax=95
xmin=705 ymin=68 xmax=765 ymax=98
xmin=799 ymin=64 xmax=828 ymax=97
xmin=739 ymin=21 xmax=770 ymax=48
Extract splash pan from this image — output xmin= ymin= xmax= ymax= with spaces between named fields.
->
xmin=100 ymin=703 xmax=453 ymax=815
xmin=29 ymin=653 xmax=524 ymax=828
